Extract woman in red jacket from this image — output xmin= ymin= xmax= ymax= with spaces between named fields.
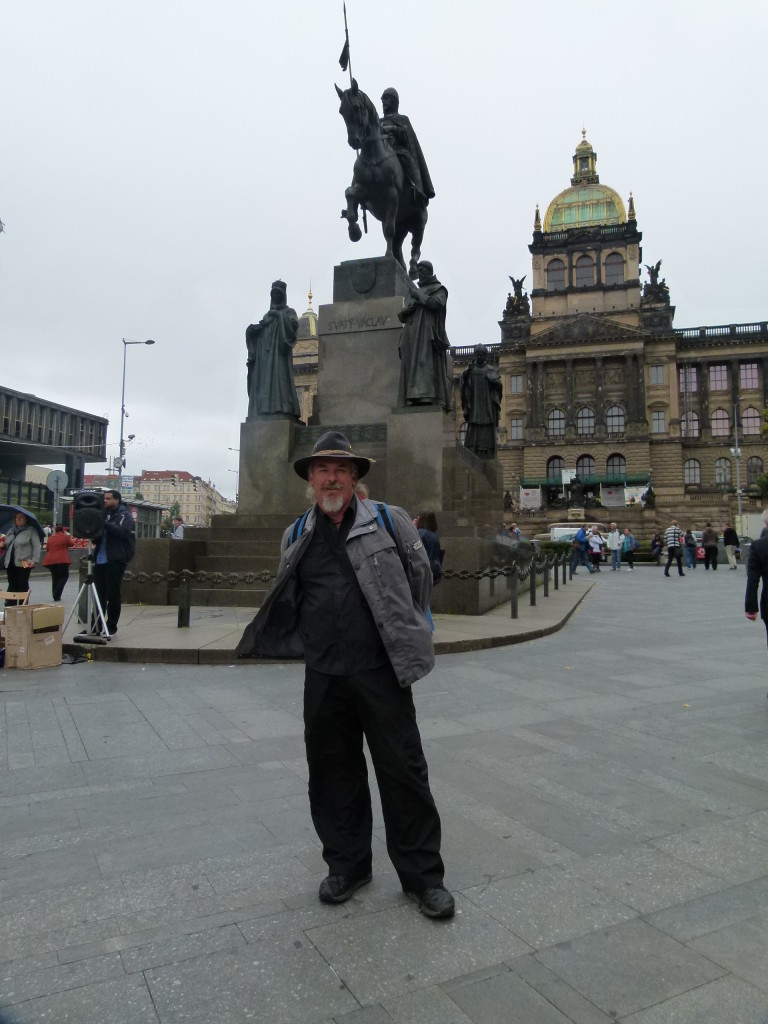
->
xmin=42 ymin=524 xmax=76 ymax=601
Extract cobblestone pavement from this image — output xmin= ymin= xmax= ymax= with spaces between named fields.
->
xmin=1 ymin=565 xmax=766 ymax=1022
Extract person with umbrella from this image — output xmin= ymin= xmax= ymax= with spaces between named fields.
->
xmin=1 ymin=509 xmax=42 ymax=604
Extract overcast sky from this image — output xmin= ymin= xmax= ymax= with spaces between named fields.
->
xmin=2 ymin=0 xmax=765 ymax=499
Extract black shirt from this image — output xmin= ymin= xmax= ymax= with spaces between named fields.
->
xmin=296 ymin=501 xmax=388 ymax=674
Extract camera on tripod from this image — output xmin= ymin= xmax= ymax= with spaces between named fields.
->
xmin=72 ymin=491 xmax=105 ymax=541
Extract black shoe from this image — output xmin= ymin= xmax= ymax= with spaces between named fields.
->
xmin=404 ymin=884 xmax=455 ymax=919
xmin=318 ymin=873 xmax=371 ymax=904
xmin=664 ymin=571 xmax=670 ymax=577
xmin=679 ymin=572 xmax=685 ymax=576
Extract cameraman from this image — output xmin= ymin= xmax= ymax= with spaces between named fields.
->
xmin=93 ymin=490 xmax=135 ymax=636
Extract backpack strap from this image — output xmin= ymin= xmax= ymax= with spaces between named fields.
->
xmin=374 ymin=502 xmax=396 ymax=544
xmin=287 ymin=507 xmax=312 ymax=547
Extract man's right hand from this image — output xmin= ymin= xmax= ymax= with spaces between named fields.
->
xmin=746 ymin=612 xmax=758 ymax=621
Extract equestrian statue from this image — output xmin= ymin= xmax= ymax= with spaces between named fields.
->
xmin=335 ymin=80 xmax=433 ymax=279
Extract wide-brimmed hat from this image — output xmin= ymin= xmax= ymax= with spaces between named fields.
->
xmin=293 ymin=430 xmax=374 ymax=480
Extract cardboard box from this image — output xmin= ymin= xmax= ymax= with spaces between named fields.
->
xmin=4 ymin=604 xmax=64 ymax=670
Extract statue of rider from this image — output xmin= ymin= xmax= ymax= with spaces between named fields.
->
xmin=380 ymin=87 xmax=435 ymax=207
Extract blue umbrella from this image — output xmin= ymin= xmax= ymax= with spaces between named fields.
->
xmin=0 ymin=504 xmax=46 ymax=543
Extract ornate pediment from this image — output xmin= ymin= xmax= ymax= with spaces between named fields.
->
xmin=530 ymin=313 xmax=648 ymax=349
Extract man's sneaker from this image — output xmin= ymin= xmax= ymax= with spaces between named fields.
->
xmin=318 ymin=873 xmax=371 ymax=904
xmin=404 ymin=884 xmax=455 ymax=919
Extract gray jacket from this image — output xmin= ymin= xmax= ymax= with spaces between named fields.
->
xmin=236 ymin=498 xmax=435 ymax=686
xmin=4 ymin=524 xmax=42 ymax=566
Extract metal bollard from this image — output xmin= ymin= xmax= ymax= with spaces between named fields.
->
xmin=510 ymin=566 xmax=518 ymax=619
xmin=563 ymin=555 xmax=567 ymax=585
xmin=530 ymin=561 xmax=537 ymax=606
xmin=178 ymin=578 xmax=191 ymax=628
xmin=554 ymin=555 xmax=559 ymax=590
xmin=543 ymin=560 xmax=549 ymax=597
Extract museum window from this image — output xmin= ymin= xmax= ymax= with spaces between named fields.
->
xmin=650 ymin=364 xmax=664 ymax=385
xmin=604 ymin=252 xmax=624 ymax=286
xmin=547 ymin=408 xmax=566 ymax=436
xmin=714 ymin=457 xmax=731 ymax=485
xmin=508 ymin=418 xmax=523 ymax=440
xmin=606 ymin=454 xmax=626 ymax=477
xmin=684 ymin=459 xmax=701 ymax=485
xmin=576 ymin=454 xmax=595 ymax=477
xmin=651 ymin=410 xmax=665 ymax=433
xmin=574 ymin=255 xmax=595 ymax=288
xmin=678 ymin=366 xmax=697 ymax=393
xmin=546 ymin=259 xmax=566 ymax=291
xmin=606 ymin=405 xmax=625 ymax=433
xmin=509 ymin=374 xmax=523 ymax=395
xmin=711 ymin=408 xmax=729 ymax=437
xmin=740 ymin=363 xmax=759 ymax=389
xmin=547 ymin=456 xmax=564 ymax=482
xmin=741 ymin=407 xmax=761 ymax=435
xmin=709 ymin=364 xmax=728 ymax=391
xmin=747 ymin=456 xmax=764 ymax=485
xmin=681 ymin=411 xmax=699 ymax=438
xmin=576 ymin=406 xmax=595 ymax=435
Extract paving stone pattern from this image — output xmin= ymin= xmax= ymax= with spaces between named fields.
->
xmin=1 ymin=567 xmax=767 ymax=1021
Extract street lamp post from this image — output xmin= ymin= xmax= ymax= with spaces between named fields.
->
xmin=118 ymin=338 xmax=155 ymax=490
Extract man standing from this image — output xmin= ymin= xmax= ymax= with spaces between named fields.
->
xmin=722 ymin=522 xmax=740 ymax=570
xmin=171 ymin=516 xmax=184 ymax=540
xmin=607 ymin=522 xmax=622 ymax=571
xmin=380 ymin=87 xmax=435 ymax=207
xmin=622 ymin=527 xmax=637 ymax=571
xmin=745 ymin=510 xmax=768 ymax=697
xmin=236 ymin=430 xmax=454 ymax=920
xmin=663 ymin=520 xmax=685 ymax=577
xmin=397 ymin=260 xmax=452 ymax=410
xmin=93 ymin=490 xmax=135 ymax=636
xmin=701 ymin=522 xmax=719 ymax=571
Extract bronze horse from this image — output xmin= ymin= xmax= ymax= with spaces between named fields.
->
xmin=336 ymin=80 xmax=427 ymax=278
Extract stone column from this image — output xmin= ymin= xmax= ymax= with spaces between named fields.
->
xmin=625 ymin=354 xmax=635 ymax=422
xmin=594 ymin=355 xmax=604 ymax=423
xmin=637 ymin=353 xmax=646 ymax=423
xmin=526 ymin=363 xmax=535 ymax=428
xmin=699 ymin=359 xmax=710 ymax=429
xmin=565 ymin=358 xmax=575 ymax=428
xmin=731 ymin=358 xmax=740 ymax=414
xmin=536 ymin=360 xmax=546 ymax=428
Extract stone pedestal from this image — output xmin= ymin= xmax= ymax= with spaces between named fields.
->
xmin=238 ymin=419 xmax=307 ymax=516
xmin=316 ymin=257 xmax=411 ymax=424
xmin=385 ymin=406 xmax=454 ymax=513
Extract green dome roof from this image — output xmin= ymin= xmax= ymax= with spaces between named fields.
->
xmin=544 ymin=183 xmax=626 ymax=231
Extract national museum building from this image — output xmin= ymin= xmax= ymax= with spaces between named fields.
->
xmin=452 ymin=134 xmax=768 ymax=520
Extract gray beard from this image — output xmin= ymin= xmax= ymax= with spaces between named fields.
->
xmin=318 ymin=492 xmax=345 ymax=514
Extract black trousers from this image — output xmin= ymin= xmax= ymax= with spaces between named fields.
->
xmin=5 ymin=564 xmax=32 ymax=603
xmin=665 ymin=547 xmax=684 ymax=574
xmin=93 ymin=560 xmax=126 ymax=631
xmin=304 ymin=663 xmax=444 ymax=893
xmin=704 ymin=546 xmax=718 ymax=570
xmin=48 ymin=564 xmax=70 ymax=601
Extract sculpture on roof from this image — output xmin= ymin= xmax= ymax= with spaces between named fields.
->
xmin=336 ymin=79 xmax=432 ymax=278
xmin=642 ymin=259 xmax=671 ymax=306
xmin=505 ymin=274 xmax=531 ymax=317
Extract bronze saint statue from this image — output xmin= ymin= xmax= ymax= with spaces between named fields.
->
xmin=245 ymin=281 xmax=301 ymax=421
xmin=460 ymin=344 xmax=503 ymax=458
xmin=397 ymin=261 xmax=452 ymax=410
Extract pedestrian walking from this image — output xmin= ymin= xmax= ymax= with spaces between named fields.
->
xmin=236 ymin=430 xmax=454 ymax=919
xmin=588 ymin=525 xmax=605 ymax=572
xmin=570 ymin=524 xmax=595 ymax=575
xmin=607 ymin=522 xmax=622 ymax=571
xmin=683 ymin=528 xmax=698 ymax=570
xmin=722 ymin=522 xmax=740 ymax=570
xmin=663 ymin=521 xmax=685 ymax=577
xmin=744 ymin=508 xmax=768 ymax=696
xmin=42 ymin=523 xmax=76 ymax=601
xmin=622 ymin=527 xmax=637 ymax=570
xmin=701 ymin=523 xmax=719 ymax=571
